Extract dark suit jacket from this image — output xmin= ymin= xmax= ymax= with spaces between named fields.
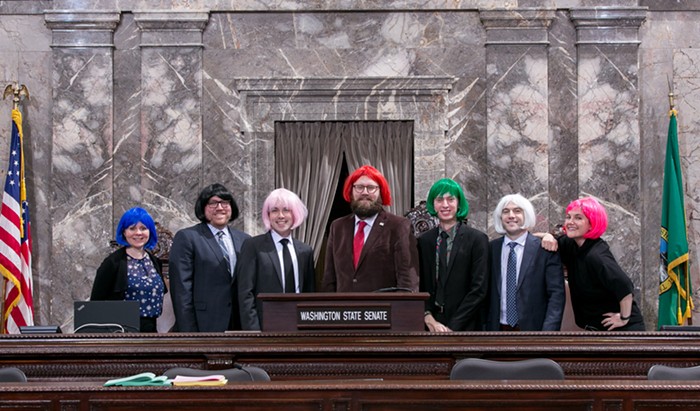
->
xmin=486 ymin=233 xmax=565 ymax=331
xmin=169 ymin=222 xmax=250 ymax=332
xmin=238 ymin=231 xmax=316 ymax=330
xmin=322 ymin=210 xmax=419 ymax=292
xmin=417 ymin=223 xmax=489 ymax=331
xmin=91 ymin=247 xmax=165 ymax=301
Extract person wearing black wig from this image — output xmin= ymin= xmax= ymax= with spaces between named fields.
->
xmin=169 ymin=183 xmax=250 ymax=332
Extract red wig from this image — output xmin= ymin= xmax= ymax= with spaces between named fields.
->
xmin=342 ymin=165 xmax=392 ymax=206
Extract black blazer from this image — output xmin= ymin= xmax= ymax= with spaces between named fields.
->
xmin=486 ymin=233 xmax=566 ymax=331
xmin=238 ymin=231 xmax=316 ymax=330
xmin=91 ymin=247 xmax=165 ymax=301
xmin=168 ymin=222 xmax=250 ymax=332
xmin=417 ymin=223 xmax=489 ymax=331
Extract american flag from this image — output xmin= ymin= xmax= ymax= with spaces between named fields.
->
xmin=0 ymin=108 xmax=33 ymax=333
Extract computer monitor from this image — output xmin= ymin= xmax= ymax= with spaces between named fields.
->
xmin=73 ymin=301 xmax=140 ymax=333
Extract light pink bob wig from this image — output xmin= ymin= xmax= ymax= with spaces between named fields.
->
xmin=261 ymin=188 xmax=308 ymax=231
xmin=565 ymin=196 xmax=608 ymax=239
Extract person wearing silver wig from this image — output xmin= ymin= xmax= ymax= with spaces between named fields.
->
xmin=486 ymin=194 xmax=565 ymax=331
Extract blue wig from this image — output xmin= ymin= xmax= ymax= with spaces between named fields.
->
xmin=115 ymin=207 xmax=158 ymax=250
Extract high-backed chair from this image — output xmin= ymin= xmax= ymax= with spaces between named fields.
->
xmin=164 ymin=366 xmax=271 ymax=382
xmin=450 ymin=358 xmax=565 ymax=380
xmin=404 ymin=200 xmax=438 ymax=237
xmin=648 ymin=364 xmax=700 ymax=380
xmin=0 ymin=367 xmax=27 ymax=382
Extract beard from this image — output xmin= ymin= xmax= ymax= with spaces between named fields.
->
xmin=351 ymin=197 xmax=384 ymax=218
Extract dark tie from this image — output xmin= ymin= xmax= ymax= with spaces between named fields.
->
xmin=280 ymin=239 xmax=295 ymax=293
xmin=436 ymin=231 xmax=449 ymax=307
xmin=216 ymin=231 xmax=232 ymax=273
xmin=353 ymin=220 xmax=367 ymax=269
xmin=506 ymin=242 xmax=519 ymax=327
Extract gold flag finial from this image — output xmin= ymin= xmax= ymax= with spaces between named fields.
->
xmin=667 ymin=75 xmax=676 ymax=115
xmin=2 ymin=84 xmax=29 ymax=110
xmin=669 ymin=91 xmax=675 ymax=112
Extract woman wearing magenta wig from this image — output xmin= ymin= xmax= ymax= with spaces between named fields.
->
xmin=553 ymin=197 xmax=644 ymax=331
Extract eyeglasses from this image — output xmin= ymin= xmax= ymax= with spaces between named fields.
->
xmin=269 ymin=207 xmax=291 ymax=215
xmin=206 ymin=200 xmax=231 ymax=209
xmin=352 ymin=184 xmax=379 ymax=194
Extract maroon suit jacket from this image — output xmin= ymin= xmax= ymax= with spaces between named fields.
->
xmin=321 ymin=210 xmax=419 ymax=292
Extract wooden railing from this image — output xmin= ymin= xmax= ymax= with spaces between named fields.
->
xmin=1 ymin=379 xmax=700 ymax=410
xmin=0 ymin=331 xmax=699 ymax=381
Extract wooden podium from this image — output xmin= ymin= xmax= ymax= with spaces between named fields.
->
xmin=258 ymin=292 xmax=429 ymax=332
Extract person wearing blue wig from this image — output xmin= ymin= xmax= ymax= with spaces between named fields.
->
xmin=417 ymin=178 xmax=489 ymax=332
xmin=91 ymin=207 xmax=166 ymax=332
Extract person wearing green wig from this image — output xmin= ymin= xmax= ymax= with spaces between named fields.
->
xmin=417 ymin=178 xmax=489 ymax=332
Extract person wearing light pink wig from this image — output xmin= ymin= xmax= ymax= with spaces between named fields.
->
xmin=554 ymin=196 xmax=645 ymax=331
xmin=237 ymin=188 xmax=315 ymax=330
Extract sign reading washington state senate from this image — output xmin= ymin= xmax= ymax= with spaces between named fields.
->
xmin=297 ymin=305 xmax=391 ymax=328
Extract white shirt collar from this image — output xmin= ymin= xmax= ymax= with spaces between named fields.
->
xmin=505 ymin=231 xmax=528 ymax=247
xmin=354 ymin=213 xmax=378 ymax=228
xmin=270 ymin=230 xmax=292 ymax=244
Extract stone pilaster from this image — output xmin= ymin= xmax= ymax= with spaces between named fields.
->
xmin=44 ymin=10 xmax=120 ymax=330
xmin=133 ymin=11 xmax=209 ymax=231
xmin=481 ymin=9 xmax=555 ymax=232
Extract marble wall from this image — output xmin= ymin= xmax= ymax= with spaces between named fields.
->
xmin=0 ymin=0 xmax=695 ymax=332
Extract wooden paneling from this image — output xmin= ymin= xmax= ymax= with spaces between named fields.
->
xmin=2 ymin=380 xmax=700 ymax=411
xmin=1 ymin=331 xmax=699 ymax=381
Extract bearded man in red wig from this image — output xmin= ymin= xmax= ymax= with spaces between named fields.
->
xmin=321 ymin=165 xmax=419 ymax=292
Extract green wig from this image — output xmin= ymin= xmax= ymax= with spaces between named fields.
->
xmin=426 ymin=178 xmax=469 ymax=221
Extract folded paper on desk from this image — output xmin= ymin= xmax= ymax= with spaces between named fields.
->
xmin=104 ymin=372 xmax=171 ymax=387
xmin=171 ymin=375 xmax=227 ymax=386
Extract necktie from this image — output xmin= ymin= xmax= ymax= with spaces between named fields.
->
xmin=435 ymin=231 xmax=449 ymax=306
xmin=280 ymin=239 xmax=295 ymax=293
xmin=506 ymin=242 xmax=519 ymax=327
xmin=353 ymin=220 xmax=367 ymax=269
xmin=216 ymin=231 xmax=232 ymax=274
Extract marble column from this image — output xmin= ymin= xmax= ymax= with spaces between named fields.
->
xmin=132 ymin=11 xmax=209 ymax=232
xmin=480 ymin=9 xmax=555 ymax=232
xmin=44 ymin=10 xmax=120 ymax=330
xmin=571 ymin=7 xmax=649 ymax=320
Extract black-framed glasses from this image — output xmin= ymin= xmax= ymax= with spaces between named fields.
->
xmin=353 ymin=184 xmax=379 ymax=194
xmin=207 ymin=200 xmax=231 ymax=209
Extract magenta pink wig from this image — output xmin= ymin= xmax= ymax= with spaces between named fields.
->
xmin=261 ymin=188 xmax=308 ymax=231
xmin=342 ymin=165 xmax=392 ymax=206
xmin=565 ymin=196 xmax=608 ymax=239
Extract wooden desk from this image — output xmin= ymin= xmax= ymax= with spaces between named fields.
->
xmin=1 ymin=331 xmax=700 ymax=381
xmin=1 ymin=380 xmax=700 ymax=410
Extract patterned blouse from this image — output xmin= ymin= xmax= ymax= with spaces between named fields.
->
xmin=124 ymin=254 xmax=165 ymax=318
